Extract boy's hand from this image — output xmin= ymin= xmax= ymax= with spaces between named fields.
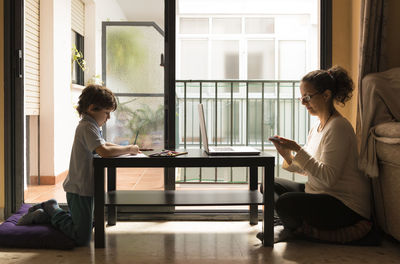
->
xmin=129 ymin=145 xmax=140 ymax=155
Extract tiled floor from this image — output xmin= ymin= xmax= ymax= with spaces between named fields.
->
xmin=16 ymin=169 xmax=400 ymax=263
xmin=24 ymin=168 xmax=166 ymax=203
xmin=24 ymin=168 xmax=250 ymax=203
xmin=1 ymin=221 xmax=399 ymax=264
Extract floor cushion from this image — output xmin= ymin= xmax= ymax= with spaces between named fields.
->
xmin=0 ymin=204 xmax=75 ymax=249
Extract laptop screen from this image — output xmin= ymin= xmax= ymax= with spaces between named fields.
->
xmin=198 ymin=103 xmax=210 ymax=152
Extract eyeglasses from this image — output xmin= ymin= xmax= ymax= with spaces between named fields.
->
xmin=299 ymin=92 xmax=321 ymax=103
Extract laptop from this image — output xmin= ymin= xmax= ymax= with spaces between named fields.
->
xmin=198 ymin=103 xmax=260 ymax=156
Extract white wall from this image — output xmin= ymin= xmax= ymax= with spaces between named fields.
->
xmin=83 ymin=0 xmax=97 ymax=83
xmin=115 ymin=0 xmax=164 ymax=29
xmin=40 ymin=0 xmax=75 ymax=177
xmin=39 ymin=0 xmax=55 ymax=177
xmin=84 ymin=0 xmax=127 ymax=84
xmin=53 ymin=0 xmax=75 ymax=176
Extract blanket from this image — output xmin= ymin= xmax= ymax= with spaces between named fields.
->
xmin=358 ymin=68 xmax=400 ymax=177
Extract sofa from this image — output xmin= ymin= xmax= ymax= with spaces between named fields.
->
xmin=359 ymin=68 xmax=400 ymax=241
xmin=373 ymin=122 xmax=400 ymax=241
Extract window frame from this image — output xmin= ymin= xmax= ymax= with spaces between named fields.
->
xmin=71 ymin=30 xmax=85 ymax=86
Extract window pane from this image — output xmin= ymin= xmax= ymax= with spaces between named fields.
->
xmin=212 ymin=18 xmax=241 ymax=34
xmin=106 ymin=25 xmax=164 ymax=94
xmin=211 ymin=40 xmax=239 ymax=79
xmin=71 ymin=31 xmax=77 ymax=84
xmin=180 ymin=18 xmax=209 ymax=34
xmin=107 ymin=96 xmax=164 ymax=149
xmin=247 ymin=40 xmax=275 ymax=79
xmin=176 ymin=82 xmax=202 ymax=147
xmin=180 ymin=40 xmax=208 ymax=79
xmin=105 ymin=24 xmax=164 ymax=149
xmin=216 ymin=83 xmax=233 ymax=145
xmin=279 ymin=40 xmax=306 ymax=80
xmin=245 ymin=17 xmax=274 ymax=34
xmin=275 ymin=15 xmax=309 ymax=36
xmin=248 ymin=83 xmax=262 ymax=145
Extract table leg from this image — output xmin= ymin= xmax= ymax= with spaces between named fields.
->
xmin=164 ymin=167 xmax=176 ymax=213
xmin=94 ymin=165 xmax=105 ymax=248
xmin=249 ymin=166 xmax=258 ymax=225
xmin=263 ymin=163 xmax=274 ymax=246
xmin=107 ymin=167 xmax=117 ymax=226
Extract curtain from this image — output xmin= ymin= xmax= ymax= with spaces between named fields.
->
xmin=356 ymin=0 xmax=388 ymax=153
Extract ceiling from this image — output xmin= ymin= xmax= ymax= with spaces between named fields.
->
xmin=115 ymin=0 xmax=164 ymax=27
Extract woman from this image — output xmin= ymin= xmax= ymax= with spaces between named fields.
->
xmin=268 ymin=66 xmax=371 ymax=243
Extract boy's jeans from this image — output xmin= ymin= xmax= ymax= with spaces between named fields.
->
xmin=51 ymin=192 xmax=94 ymax=246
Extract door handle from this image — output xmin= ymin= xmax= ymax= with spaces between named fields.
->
xmin=18 ymin=49 xmax=23 ymax=78
xmin=160 ymin=53 xmax=165 ymax=67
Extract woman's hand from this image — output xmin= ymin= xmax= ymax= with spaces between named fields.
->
xmin=270 ymin=140 xmax=292 ymax=162
xmin=129 ymin=145 xmax=140 ymax=155
xmin=269 ymin=136 xmax=301 ymax=164
xmin=272 ymin=136 xmax=301 ymax=152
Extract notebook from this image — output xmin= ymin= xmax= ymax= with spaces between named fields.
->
xmin=198 ymin=103 xmax=260 ymax=156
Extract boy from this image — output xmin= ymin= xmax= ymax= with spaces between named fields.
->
xmin=19 ymin=85 xmax=139 ymax=246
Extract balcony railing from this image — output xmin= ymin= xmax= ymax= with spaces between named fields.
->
xmin=109 ymin=80 xmax=310 ymax=184
xmin=175 ymin=80 xmax=310 ymax=184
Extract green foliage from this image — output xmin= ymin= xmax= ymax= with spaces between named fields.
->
xmin=131 ymin=104 xmax=164 ymax=134
xmin=115 ymin=98 xmax=164 ymax=144
xmin=106 ymin=27 xmax=145 ymax=77
xmin=71 ymin=44 xmax=86 ymax=71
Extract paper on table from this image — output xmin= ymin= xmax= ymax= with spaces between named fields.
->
xmin=117 ymin=153 xmax=148 ymax=158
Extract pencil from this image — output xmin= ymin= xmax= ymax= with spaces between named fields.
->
xmin=133 ymin=130 xmax=139 ymax=145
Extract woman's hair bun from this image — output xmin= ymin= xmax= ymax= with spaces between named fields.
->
xmin=327 ymin=65 xmax=354 ymax=104
xmin=302 ymin=65 xmax=353 ymax=105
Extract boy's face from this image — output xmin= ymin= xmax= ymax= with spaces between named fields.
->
xmin=87 ymin=104 xmax=114 ymax=127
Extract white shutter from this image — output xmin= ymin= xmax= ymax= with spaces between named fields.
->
xmin=71 ymin=0 xmax=85 ymax=36
xmin=24 ymin=0 xmax=40 ymax=115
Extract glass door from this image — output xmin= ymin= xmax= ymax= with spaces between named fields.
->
xmin=103 ymin=20 xmax=170 ymax=214
xmin=103 ymin=22 xmax=165 ymax=150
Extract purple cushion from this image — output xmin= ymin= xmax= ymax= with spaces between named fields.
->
xmin=0 ymin=204 xmax=75 ymax=249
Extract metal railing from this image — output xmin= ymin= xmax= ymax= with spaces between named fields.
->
xmin=108 ymin=80 xmax=310 ymax=184
xmin=175 ymin=80 xmax=311 ymax=183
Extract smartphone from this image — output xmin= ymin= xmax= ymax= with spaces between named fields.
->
xmin=268 ymin=136 xmax=281 ymax=142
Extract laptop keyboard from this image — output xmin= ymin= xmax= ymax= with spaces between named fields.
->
xmin=214 ymin=147 xmax=234 ymax=151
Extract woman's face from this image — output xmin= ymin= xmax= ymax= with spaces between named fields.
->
xmin=299 ymin=81 xmax=328 ymax=117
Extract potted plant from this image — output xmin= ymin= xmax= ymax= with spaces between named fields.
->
xmin=114 ymin=100 xmax=164 ymax=148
